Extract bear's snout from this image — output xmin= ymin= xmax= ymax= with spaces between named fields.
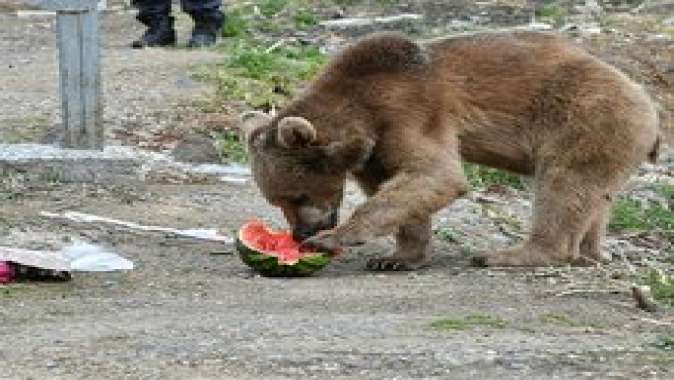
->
xmin=292 ymin=209 xmax=338 ymax=241
xmin=293 ymin=226 xmax=317 ymax=242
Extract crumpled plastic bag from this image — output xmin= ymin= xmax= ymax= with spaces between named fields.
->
xmin=63 ymin=242 xmax=134 ymax=272
xmin=0 ymin=242 xmax=134 ymax=273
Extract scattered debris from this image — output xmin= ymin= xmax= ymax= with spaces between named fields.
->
xmin=560 ymin=23 xmax=602 ymax=35
xmin=40 ymin=211 xmax=234 ymax=244
xmin=219 ymin=175 xmax=249 ymax=184
xmin=319 ymin=14 xmax=423 ymax=29
xmin=0 ymin=242 xmax=133 ymax=272
xmin=525 ymin=21 xmax=554 ymax=31
xmin=16 ymin=10 xmax=55 ymax=18
xmin=0 ymin=262 xmax=14 ymax=283
xmin=552 ymin=287 xmax=625 ymax=298
xmin=11 ymin=264 xmax=71 ymax=282
xmin=0 ymin=246 xmax=70 ymax=271
xmin=0 ymin=241 xmax=133 ymax=284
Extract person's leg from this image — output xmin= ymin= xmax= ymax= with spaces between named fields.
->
xmin=181 ymin=0 xmax=225 ymax=48
xmin=131 ymin=0 xmax=176 ymax=48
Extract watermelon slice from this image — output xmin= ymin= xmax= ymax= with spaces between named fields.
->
xmin=236 ymin=220 xmax=331 ymax=277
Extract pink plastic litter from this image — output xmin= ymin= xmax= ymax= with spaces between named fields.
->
xmin=0 ymin=261 xmax=15 ymax=284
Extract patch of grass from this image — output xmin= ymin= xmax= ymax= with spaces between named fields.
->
xmin=226 ymin=43 xmax=325 ymax=80
xmin=0 ymin=117 xmax=51 ymax=144
xmin=257 ymin=0 xmax=289 ymax=17
xmin=293 ymin=8 xmax=320 ymax=29
xmin=331 ymin=0 xmax=396 ymax=5
xmin=433 ymin=227 xmax=462 ymax=243
xmin=652 ymin=335 xmax=674 ymax=352
xmin=206 ymin=38 xmax=327 ymax=109
xmin=432 ymin=227 xmax=477 ymax=256
xmin=463 ymin=163 xmax=524 ymax=190
xmin=228 ymin=49 xmax=285 ymax=80
xmin=656 ymin=183 xmax=674 ymax=200
xmin=644 ymin=269 xmax=674 ymax=307
xmin=609 ymin=198 xmax=646 ymax=231
xmin=535 ymin=3 xmax=568 ymax=26
xmin=0 ymin=3 xmax=39 ymax=12
xmin=430 ymin=314 xmax=507 ymax=331
xmin=213 ymin=130 xmax=248 ymax=163
xmin=331 ymin=0 xmax=364 ymax=5
xmin=645 ymin=205 xmax=674 ymax=230
xmin=600 ymin=13 xmax=673 ymax=37
xmin=609 ymin=197 xmax=674 ymax=232
xmin=221 ymin=9 xmax=249 ymax=38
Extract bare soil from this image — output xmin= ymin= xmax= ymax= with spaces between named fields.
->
xmin=1 ymin=1 xmax=673 ymax=379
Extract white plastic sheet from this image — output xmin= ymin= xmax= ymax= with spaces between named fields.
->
xmin=0 ymin=241 xmax=133 ymax=272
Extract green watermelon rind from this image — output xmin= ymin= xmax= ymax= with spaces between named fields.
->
xmin=236 ymin=236 xmax=331 ymax=278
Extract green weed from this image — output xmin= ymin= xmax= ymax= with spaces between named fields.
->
xmin=609 ymin=197 xmax=674 ymax=232
xmin=656 ymin=184 xmax=674 ymax=200
xmin=652 ymin=335 xmax=674 ymax=351
xmin=294 ymin=8 xmax=320 ymax=29
xmin=645 ymin=269 xmax=674 ymax=307
xmin=535 ymin=3 xmax=568 ymax=26
xmin=430 ymin=314 xmax=507 ymax=331
xmin=257 ymin=0 xmax=289 ymax=17
xmin=208 ymin=38 xmax=326 ymax=109
xmin=331 ymin=0 xmax=396 ymax=5
xmin=221 ymin=9 xmax=249 ymax=38
xmin=463 ymin=163 xmax=524 ymax=190
xmin=609 ymin=198 xmax=647 ymax=231
xmin=213 ymin=130 xmax=248 ymax=163
xmin=433 ymin=227 xmax=462 ymax=243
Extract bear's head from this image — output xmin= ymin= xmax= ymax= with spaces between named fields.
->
xmin=240 ymin=111 xmax=374 ymax=241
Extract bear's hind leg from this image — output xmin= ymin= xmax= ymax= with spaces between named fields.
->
xmin=366 ymin=219 xmax=432 ymax=271
xmin=578 ymin=201 xmax=612 ymax=264
xmin=474 ymin=170 xmax=609 ymax=267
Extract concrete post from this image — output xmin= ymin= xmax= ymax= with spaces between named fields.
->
xmin=45 ymin=0 xmax=103 ymax=150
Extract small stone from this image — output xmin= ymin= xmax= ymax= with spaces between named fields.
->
xmin=632 ymin=285 xmax=657 ymax=312
xmin=171 ymin=134 xmax=220 ymax=164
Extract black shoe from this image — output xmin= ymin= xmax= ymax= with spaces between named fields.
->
xmin=187 ymin=11 xmax=224 ymax=48
xmin=132 ymin=15 xmax=177 ymax=48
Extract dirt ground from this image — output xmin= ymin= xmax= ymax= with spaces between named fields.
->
xmin=1 ymin=1 xmax=673 ymax=379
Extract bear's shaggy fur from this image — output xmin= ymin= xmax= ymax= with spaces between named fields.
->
xmin=241 ymin=31 xmax=660 ymax=269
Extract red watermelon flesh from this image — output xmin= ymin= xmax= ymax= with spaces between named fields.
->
xmin=239 ymin=221 xmax=314 ymax=265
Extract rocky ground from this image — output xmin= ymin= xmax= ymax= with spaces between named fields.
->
xmin=1 ymin=1 xmax=673 ymax=379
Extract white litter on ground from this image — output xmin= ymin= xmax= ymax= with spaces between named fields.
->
xmin=0 ymin=241 xmax=133 ymax=272
xmin=40 ymin=211 xmax=235 ymax=244
xmin=64 ymin=241 xmax=134 ymax=271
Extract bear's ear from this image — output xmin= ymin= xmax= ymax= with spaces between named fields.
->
xmin=239 ymin=111 xmax=272 ymax=147
xmin=323 ymin=136 xmax=375 ymax=170
xmin=277 ymin=117 xmax=317 ymax=149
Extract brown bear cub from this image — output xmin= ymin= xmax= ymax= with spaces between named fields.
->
xmin=241 ymin=31 xmax=659 ymax=269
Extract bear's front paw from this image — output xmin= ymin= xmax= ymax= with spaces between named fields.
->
xmin=300 ymin=230 xmax=345 ymax=256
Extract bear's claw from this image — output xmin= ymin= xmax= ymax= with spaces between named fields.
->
xmin=366 ymin=257 xmax=415 ymax=271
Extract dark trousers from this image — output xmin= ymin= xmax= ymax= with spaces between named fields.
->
xmin=132 ymin=0 xmax=223 ymax=23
